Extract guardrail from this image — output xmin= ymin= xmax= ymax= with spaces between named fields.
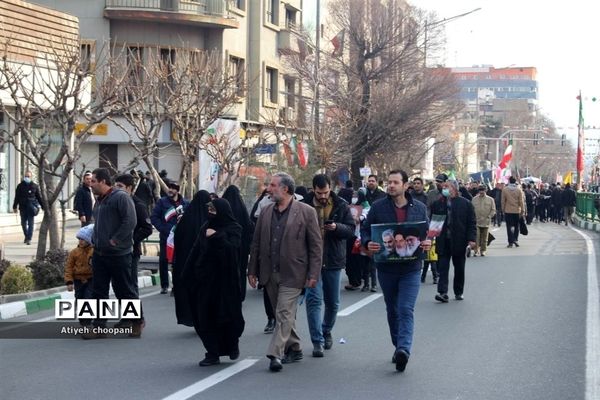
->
xmin=105 ymin=0 xmax=225 ymax=16
xmin=576 ymin=192 xmax=600 ymax=223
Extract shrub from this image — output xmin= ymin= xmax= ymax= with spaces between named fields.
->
xmin=0 ymin=259 xmax=11 ymax=282
xmin=0 ymin=265 xmax=34 ymax=295
xmin=29 ymin=249 xmax=68 ymax=290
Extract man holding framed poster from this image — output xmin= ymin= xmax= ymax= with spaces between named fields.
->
xmin=361 ymin=169 xmax=431 ymax=373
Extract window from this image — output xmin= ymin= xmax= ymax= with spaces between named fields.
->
xmin=284 ymin=77 xmax=295 ymax=108
xmin=80 ymin=41 xmax=94 ymax=74
xmin=265 ymin=67 xmax=278 ymax=104
xmin=233 ymin=0 xmax=245 ymax=11
xmin=229 ymin=56 xmax=245 ymax=96
xmin=266 ymin=0 xmax=278 ymax=25
xmin=285 ymin=7 xmax=297 ymax=28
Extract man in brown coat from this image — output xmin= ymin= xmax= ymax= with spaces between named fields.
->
xmin=248 ymin=172 xmax=323 ymax=372
xmin=501 ymin=176 xmax=525 ymax=247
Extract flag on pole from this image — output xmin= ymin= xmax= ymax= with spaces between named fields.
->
xmin=499 ymin=140 xmax=513 ymax=169
xmin=577 ymin=91 xmax=585 ymax=184
xmin=331 ymin=30 xmax=345 ymax=57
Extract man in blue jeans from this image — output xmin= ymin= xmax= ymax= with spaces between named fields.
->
xmin=303 ymin=174 xmax=355 ymax=358
xmin=12 ymin=170 xmax=43 ymax=245
xmin=362 ymin=169 xmax=431 ymax=372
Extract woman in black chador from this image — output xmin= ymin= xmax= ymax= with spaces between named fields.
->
xmin=173 ymin=190 xmax=211 ymax=326
xmin=221 ymin=185 xmax=254 ymax=301
xmin=184 ymin=198 xmax=245 ymax=366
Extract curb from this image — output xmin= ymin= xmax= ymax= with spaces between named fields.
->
xmin=574 ymin=215 xmax=600 ymax=232
xmin=0 ymin=271 xmax=171 ymax=320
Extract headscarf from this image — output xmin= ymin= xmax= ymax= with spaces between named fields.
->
xmin=207 ymin=198 xmax=239 ymax=229
xmin=221 ymin=185 xmax=252 ymax=231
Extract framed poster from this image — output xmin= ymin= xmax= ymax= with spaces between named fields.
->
xmin=371 ymin=221 xmax=428 ymax=263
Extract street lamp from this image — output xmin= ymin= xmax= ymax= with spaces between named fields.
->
xmin=424 ymin=7 xmax=482 ymax=67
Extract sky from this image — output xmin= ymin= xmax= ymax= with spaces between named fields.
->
xmin=409 ymin=0 xmax=600 ymax=132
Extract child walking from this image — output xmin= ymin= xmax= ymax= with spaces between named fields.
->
xmin=64 ymin=224 xmax=94 ymax=325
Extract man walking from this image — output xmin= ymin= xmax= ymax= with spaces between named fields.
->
xmin=248 ymin=172 xmax=323 ymax=372
xmin=471 ymin=185 xmax=495 ymax=256
xmin=427 ymin=174 xmax=448 ymax=210
xmin=74 ymin=171 xmax=94 ymax=227
xmin=365 ymin=174 xmax=386 ymax=206
xmin=409 ymin=177 xmax=428 ymax=206
xmin=12 ymin=170 xmax=43 ymax=245
xmin=431 ymin=179 xmax=476 ymax=303
xmin=561 ymin=183 xmax=577 ymax=225
xmin=84 ymin=168 xmax=141 ymax=339
xmin=361 ymin=170 xmax=431 ymax=372
xmin=151 ymin=182 xmax=189 ymax=294
xmin=303 ymin=174 xmax=354 ymax=357
xmin=501 ymin=177 xmax=525 ymax=248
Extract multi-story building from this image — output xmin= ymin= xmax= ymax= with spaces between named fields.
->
xmin=0 ymin=0 xmax=79 ymax=215
xmin=28 ymin=0 xmax=303 ymax=185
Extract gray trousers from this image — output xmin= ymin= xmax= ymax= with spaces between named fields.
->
xmin=265 ymin=272 xmax=303 ymax=359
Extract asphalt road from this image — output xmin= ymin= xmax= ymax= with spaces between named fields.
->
xmin=1 ymin=221 xmax=598 ymax=400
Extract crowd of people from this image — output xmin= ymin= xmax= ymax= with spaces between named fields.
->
xmin=8 ymin=165 xmax=582 ymax=373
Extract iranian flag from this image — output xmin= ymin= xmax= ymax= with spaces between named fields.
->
xmin=499 ymin=140 xmax=513 ymax=169
xmin=577 ymin=92 xmax=585 ymax=179
xmin=297 ymin=141 xmax=309 ymax=168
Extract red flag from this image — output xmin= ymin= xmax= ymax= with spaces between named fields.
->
xmin=577 ymin=91 xmax=585 ymax=179
xmin=296 ymin=141 xmax=309 ymax=168
xmin=331 ymin=30 xmax=345 ymax=57
xmin=499 ymin=140 xmax=513 ymax=169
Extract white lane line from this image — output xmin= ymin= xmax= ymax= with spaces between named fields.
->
xmin=161 ymin=358 xmax=259 ymax=400
xmin=27 ymin=290 xmax=161 ymax=322
xmin=570 ymin=227 xmax=600 ymax=400
xmin=338 ymin=294 xmax=382 ymax=317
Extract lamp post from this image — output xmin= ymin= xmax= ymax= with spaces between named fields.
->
xmin=424 ymin=7 xmax=482 ymax=67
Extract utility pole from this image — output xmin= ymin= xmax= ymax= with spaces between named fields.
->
xmin=313 ymin=0 xmax=321 ymax=139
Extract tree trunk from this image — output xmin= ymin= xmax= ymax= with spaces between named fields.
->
xmin=36 ymin=212 xmax=50 ymax=260
xmin=59 ymin=200 xmax=67 ymax=250
xmin=351 ymin=153 xmax=366 ymax=189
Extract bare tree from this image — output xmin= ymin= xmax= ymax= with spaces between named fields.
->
xmin=0 ymin=39 xmax=128 ymax=258
xmin=325 ymin=0 xmax=463 ymax=185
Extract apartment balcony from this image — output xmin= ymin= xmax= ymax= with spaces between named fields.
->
xmin=104 ymin=0 xmax=239 ymax=29
xmin=278 ymin=26 xmax=302 ymax=55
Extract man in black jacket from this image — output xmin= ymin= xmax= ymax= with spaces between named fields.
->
xmin=114 ymin=174 xmax=154 ymax=293
xmin=561 ymin=183 xmax=577 ymax=226
xmin=73 ymin=172 xmax=94 ymax=226
xmin=12 ymin=170 xmax=43 ymax=245
xmin=85 ymin=168 xmax=140 ymax=338
xmin=431 ymin=179 xmax=476 ymax=303
xmin=366 ymin=174 xmax=386 ymax=206
xmin=303 ymin=174 xmax=355 ymax=358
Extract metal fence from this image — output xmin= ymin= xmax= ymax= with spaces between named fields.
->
xmin=576 ymin=192 xmax=600 ymax=223
xmin=105 ymin=0 xmax=225 ymax=16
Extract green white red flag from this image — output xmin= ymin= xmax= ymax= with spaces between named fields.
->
xmin=499 ymin=140 xmax=513 ymax=169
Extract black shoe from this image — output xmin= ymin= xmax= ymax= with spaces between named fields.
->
xmin=282 ymin=349 xmax=303 ymax=364
xmin=26 ymin=240 xmax=31 ymax=245
xmin=420 ymin=278 xmax=425 ymax=283
xmin=344 ymin=284 xmax=360 ymax=291
xmin=263 ymin=319 xmax=275 ymax=334
xmin=455 ymin=294 xmax=464 ymax=301
xmin=199 ymin=355 xmax=220 ymax=366
xmin=370 ymin=285 xmax=377 ymax=292
xmin=160 ymin=288 xmax=168 ymax=294
xmin=323 ymin=332 xmax=333 ymax=350
xmin=394 ymin=349 xmax=409 ymax=372
xmin=435 ymin=293 xmax=449 ymax=303
xmin=361 ymin=285 xmax=370 ymax=292
xmin=229 ymin=347 xmax=240 ymax=360
xmin=113 ymin=319 xmax=133 ymax=329
xmin=311 ymin=343 xmax=324 ymax=358
xmin=506 ymin=244 xmax=513 ymax=248
xmin=432 ymin=278 xmax=438 ymax=284
xmin=268 ymin=357 xmax=283 ymax=372
xmin=514 ymin=242 xmax=520 ymax=247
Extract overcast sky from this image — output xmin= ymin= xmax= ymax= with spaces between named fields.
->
xmin=410 ymin=0 xmax=600 ymax=131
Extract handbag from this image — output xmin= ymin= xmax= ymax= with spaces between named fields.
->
xmin=29 ymin=199 xmax=41 ymax=216
xmin=519 ymin=217 xmax=528 ymax=236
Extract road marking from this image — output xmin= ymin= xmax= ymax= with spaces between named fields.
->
xmin=161 ymin=358 xmax=259 ymax=400
xmin=570 ymin=227 xmax=600 ymax=400
xmin=338 ymin=294 xmax=382 ymax=317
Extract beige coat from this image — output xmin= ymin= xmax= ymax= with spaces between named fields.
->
xmin=248 ymin=200 xmax=323 ymax=289
xmin=472 ymin=194 xmax=496 ymax=227
xmin=501 ymin=184 xmax=524 ymax=215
